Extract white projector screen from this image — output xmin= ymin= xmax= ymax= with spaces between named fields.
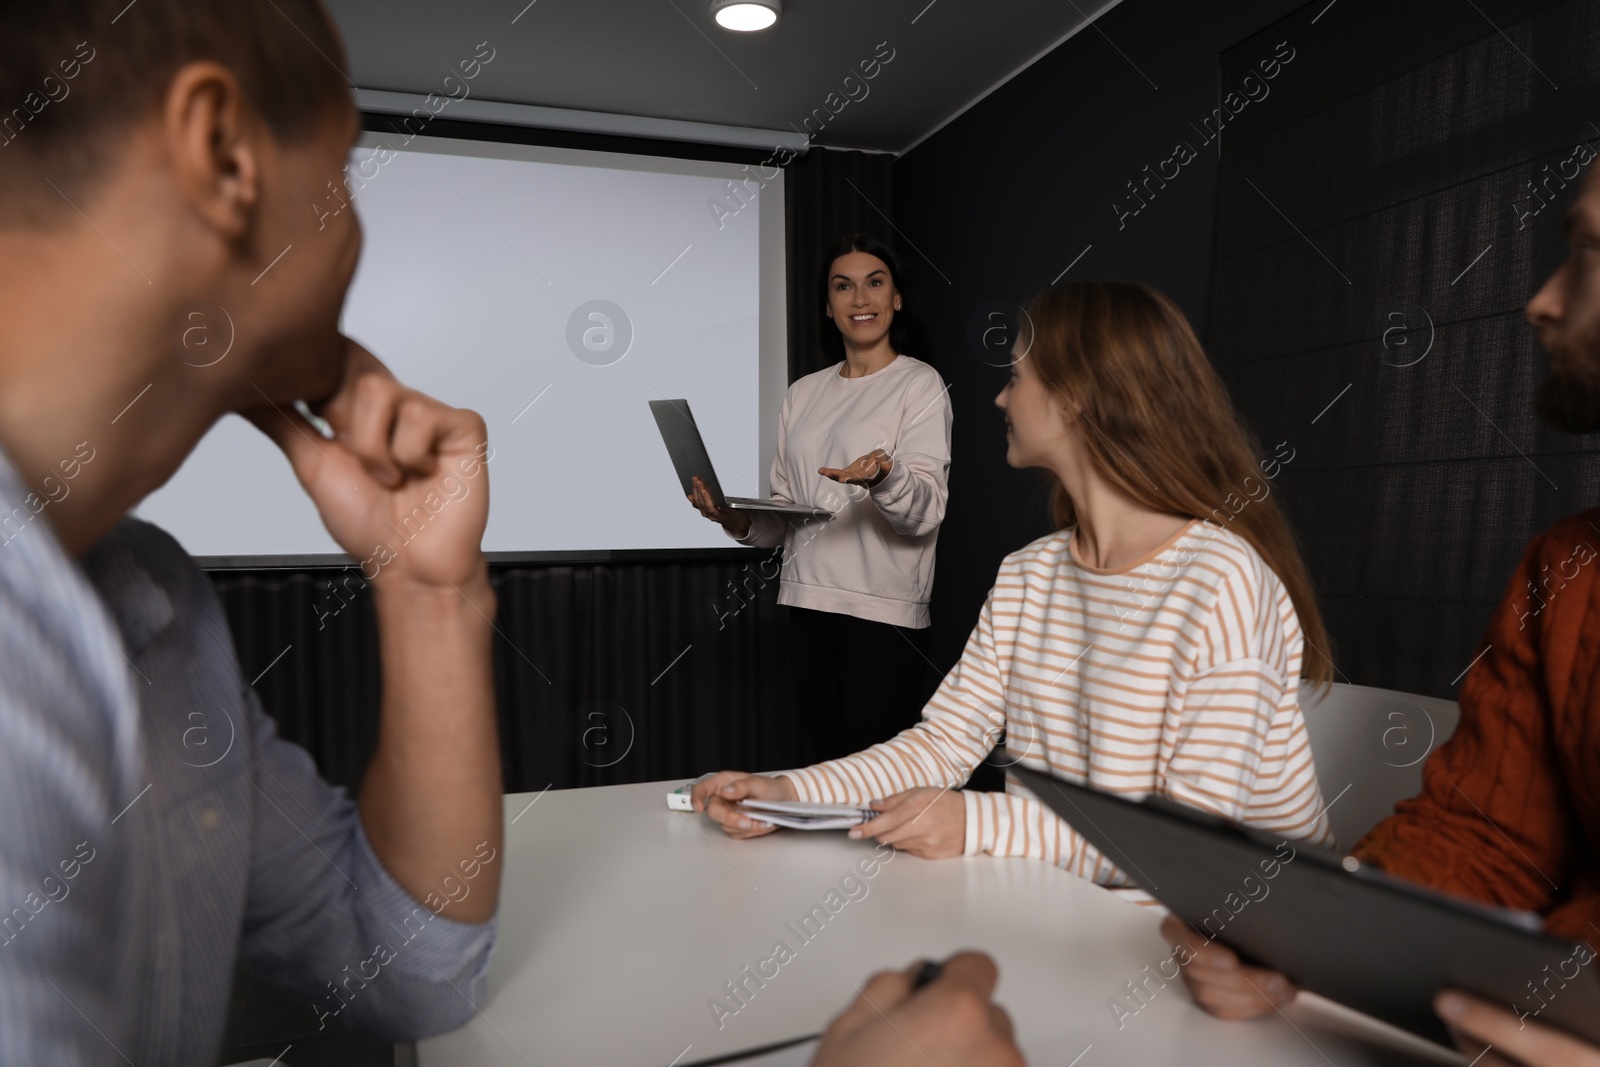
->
xmin=136 ymin=132 xmax=788 ymax=560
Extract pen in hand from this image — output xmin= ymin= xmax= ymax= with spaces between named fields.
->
xmin=912 ymin=958 xmax=943 ymax=991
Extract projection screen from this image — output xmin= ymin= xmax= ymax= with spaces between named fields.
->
xmin=135 ymin=131 xmax=788 ymax=562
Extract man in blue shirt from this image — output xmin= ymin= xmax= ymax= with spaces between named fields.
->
xmin=0 ymin=2 xmax=502 ymax=1062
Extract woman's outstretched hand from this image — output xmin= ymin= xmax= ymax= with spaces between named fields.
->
xmin=691 ymin=771 xmax=799 ymax=838
xmin=820 ymin=449 xmax=892 ymax=488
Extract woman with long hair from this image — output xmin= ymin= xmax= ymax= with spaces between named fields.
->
xmin=688 ymin=234 xmax=952 ymax=763
xmin=694 ymin=279 xmax=1336 ymax=888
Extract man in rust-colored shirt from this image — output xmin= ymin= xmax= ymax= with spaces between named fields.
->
xmin=1355 ymin=510 xmax=1600 ymax=944
xmin=1163 ymin=162 xmax=1600 ymax=1067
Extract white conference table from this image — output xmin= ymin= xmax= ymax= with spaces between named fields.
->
xmin=417 ymin=782 xmax=1464 ymax=1067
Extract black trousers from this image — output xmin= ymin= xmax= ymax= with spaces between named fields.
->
xmin=787 ymin=605 xmax=931 ymax=765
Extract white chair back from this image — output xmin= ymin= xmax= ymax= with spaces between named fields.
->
xmin=1298 ymin=681 xmax=1460 ymax=850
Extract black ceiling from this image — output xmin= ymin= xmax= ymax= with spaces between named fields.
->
xmin=324 ymin=0 xmax=1120 ymax=154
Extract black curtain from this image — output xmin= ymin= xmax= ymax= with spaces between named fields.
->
xmin=214 ymin=559 xmax=809 ymax=795
xmin=784 ymin=147 xmax=898 ymax=381
xmin=1208 ymin=0 xmax=1600 ymax=697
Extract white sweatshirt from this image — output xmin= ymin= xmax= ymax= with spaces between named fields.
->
xmin=732 ymin=354 xmax=952 ymax=628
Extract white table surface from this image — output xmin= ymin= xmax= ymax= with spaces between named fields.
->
xmin=417 ymin=782 xmax=1465 ymax=1067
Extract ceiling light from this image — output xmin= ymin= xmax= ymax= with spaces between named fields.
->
xmin=711 ymin=0 xmax=781 ymax=31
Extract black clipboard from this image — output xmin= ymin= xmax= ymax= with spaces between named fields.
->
xmin=1001 ymin=752 xmax=1600 ymax=1048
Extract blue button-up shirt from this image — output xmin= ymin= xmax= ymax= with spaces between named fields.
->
xmin=0 ymin=451 xmax=495 ymax=1064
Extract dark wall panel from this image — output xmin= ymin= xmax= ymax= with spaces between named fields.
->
xmin=892 ymin=0 xmax=1312 ymax=672
xmin=1210 ymin=0 xmax=1600 ymax=697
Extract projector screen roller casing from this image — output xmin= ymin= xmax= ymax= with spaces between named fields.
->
xmin=136 ymin=131 xmax=789 ymax=563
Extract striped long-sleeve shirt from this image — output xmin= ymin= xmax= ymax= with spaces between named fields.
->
xmin=778 ymin=519 xmax=1336 ymax=889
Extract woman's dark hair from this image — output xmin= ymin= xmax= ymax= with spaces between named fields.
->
xmin=818 ymin=233 xmax=915 ymax=358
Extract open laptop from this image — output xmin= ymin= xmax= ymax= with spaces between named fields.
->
xmin=1001 ymin=752 xmax=1600 ymax=1048
xmin=650 ymin=399 xmax=831 ymax=517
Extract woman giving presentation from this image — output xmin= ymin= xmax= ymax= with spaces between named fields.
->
xmin=689 ymin=233 xmax=952 ymax=762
